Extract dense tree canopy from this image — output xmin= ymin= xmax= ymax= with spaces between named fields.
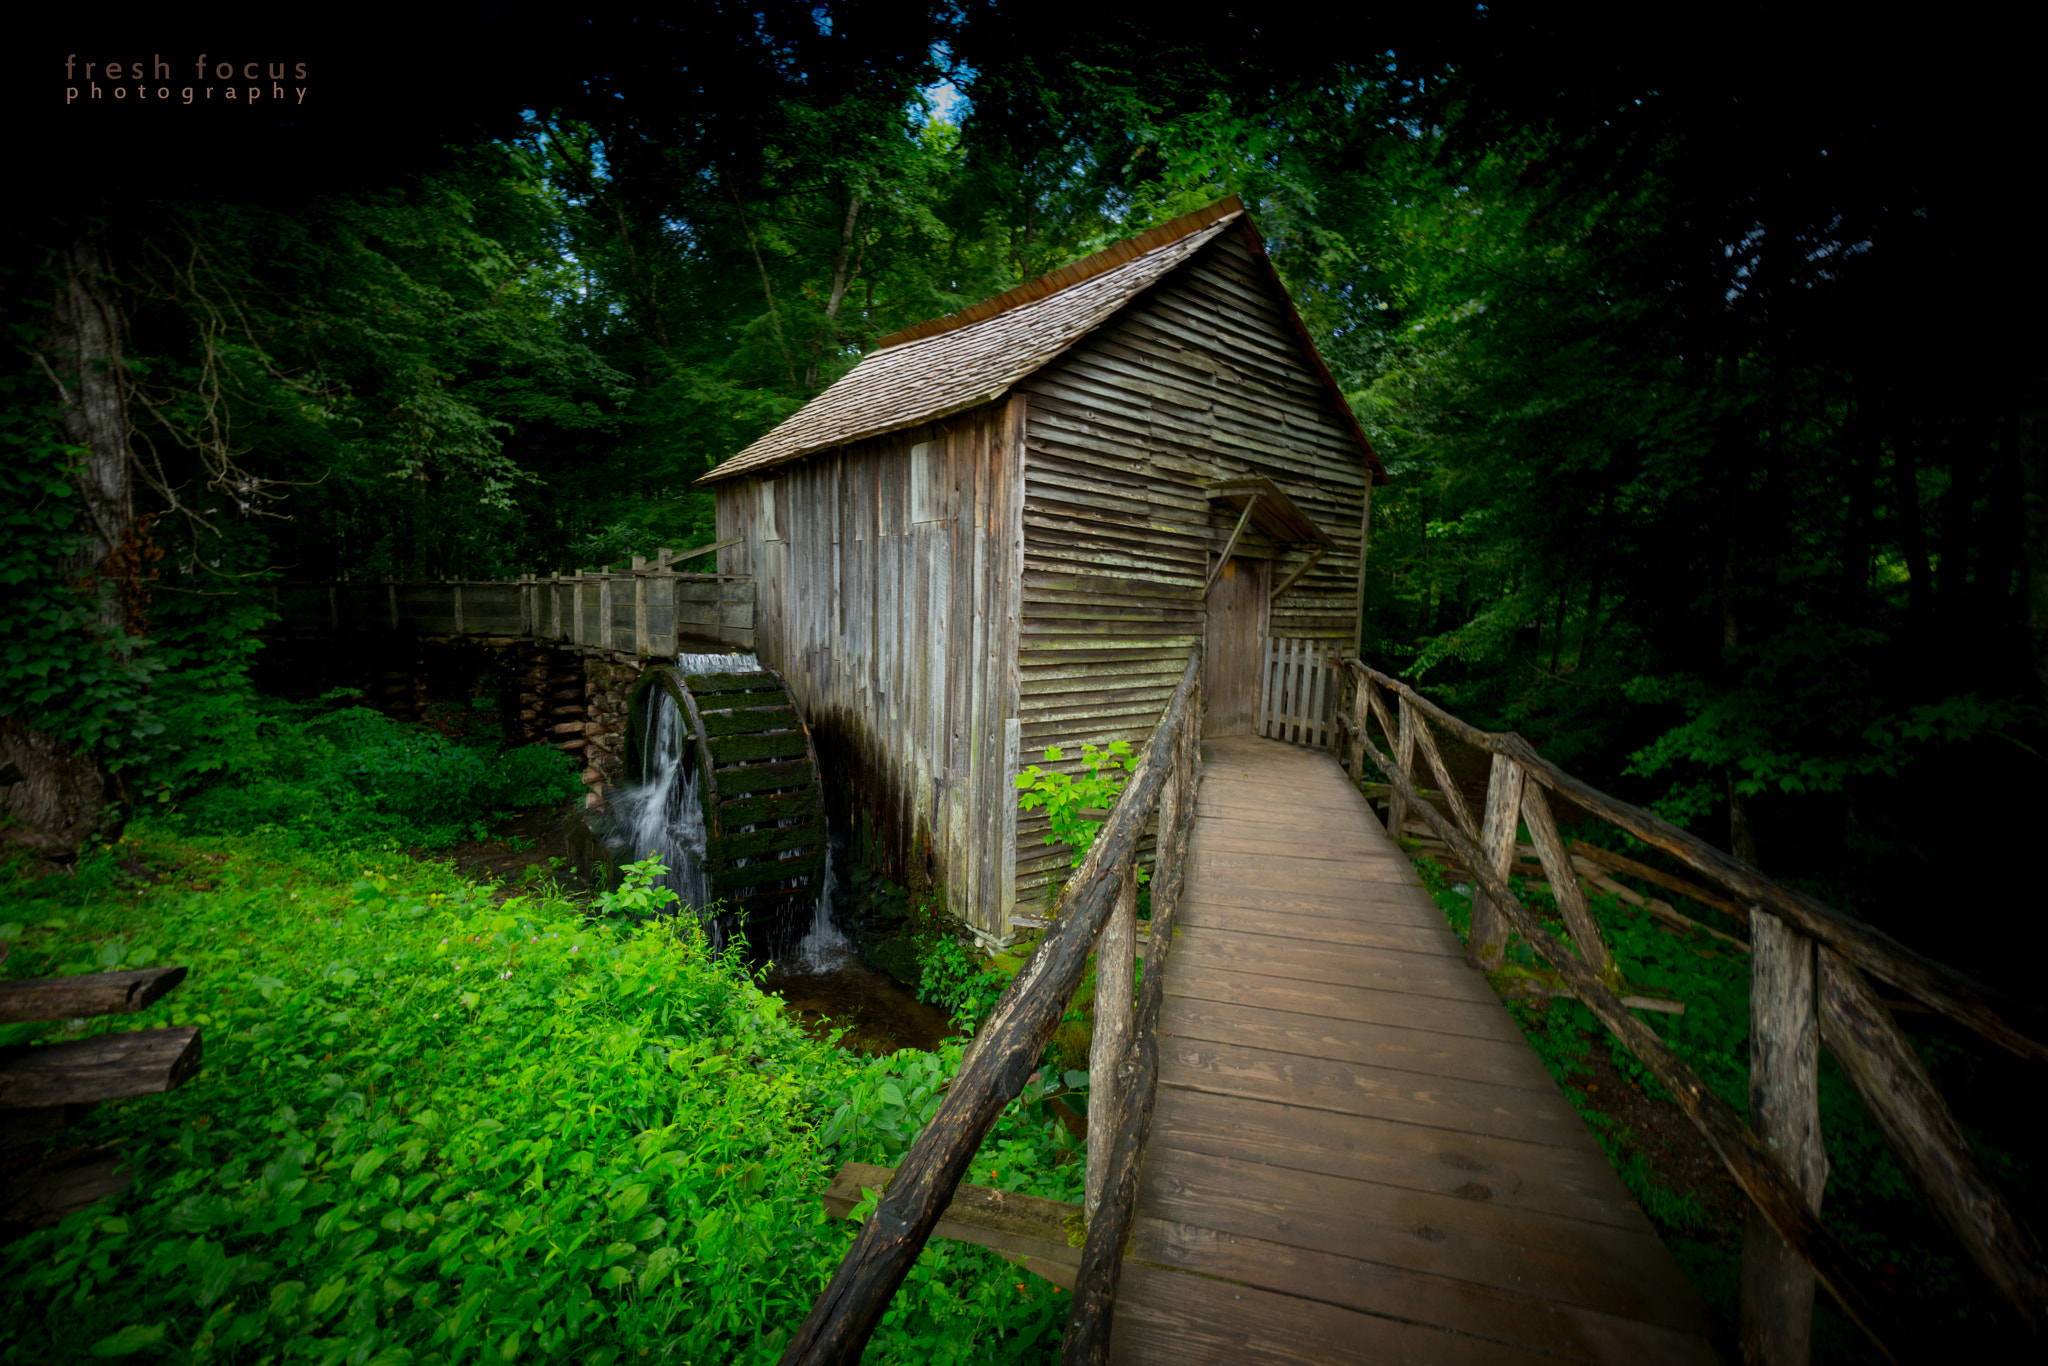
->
xmin=5 ymin=4 xmax=2043 ymax=982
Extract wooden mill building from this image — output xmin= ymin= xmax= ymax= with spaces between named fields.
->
xmin=699 ymin=196 xmax=1387 ymax=939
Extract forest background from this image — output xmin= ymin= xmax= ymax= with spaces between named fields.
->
xmin=4 ymin=1 xmax=2044 ymax=1002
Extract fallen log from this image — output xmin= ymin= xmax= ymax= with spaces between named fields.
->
xmin=820 ymin=1161 xmax=1081 ymax=1290
xmin=0 ymin=1026 xmax=203 ymax=1108
xmin=0 ymin=967 xmax=188 ymax=1024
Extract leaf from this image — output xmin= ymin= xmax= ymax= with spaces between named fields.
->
xmin=349 ymin=1148 xmax=391 ymax=1183
xmin=638 ymin=1245 xmax=680 ymax=1293
xmin=90 ymin=1324 xmax=167 ymax=1357
xmin=167 ymin=1195 xmax=237 ymax=1231
xmin=307 ymin=1275 xmax=351 ymax=1318
xmin=876 ymin=1080 xmax=905 ymax=1109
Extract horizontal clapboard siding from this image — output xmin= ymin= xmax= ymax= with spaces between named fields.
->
xmin=1013 ymin=224 xmax=1369 ymax=911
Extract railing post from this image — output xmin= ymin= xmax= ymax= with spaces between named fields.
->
xmin=1466 ymin=753 xmax=1524 ymax=972
xmin=1387 ymin=688 xmax=1415 ymax=838
xmin=1086 ymin=860 xmax=1138 ymax=1218
xmin=572 ymin=571 xmax=586 ymax=646
xmin=600 ymin=571 xmax=614 ymax=653
xmin=632 ymin=555 xmax=650 ymax=657
xmin=1742 ymin=911 xmax=1826 ymax=1366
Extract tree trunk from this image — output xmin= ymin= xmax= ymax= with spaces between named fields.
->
xmin=10 ymin=235 xmax=136 ymax=861
xmin=46 ymin=238 xmax=133 ymax=636
xmin=806 ymin=188 xmax=865 ymax=390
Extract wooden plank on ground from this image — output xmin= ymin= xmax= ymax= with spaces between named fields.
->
xmin=0 ymin=1027 xmax=202 ymax=1108
xmin=820 ymin=1160 xmax=1080 ymax=1290
xmin=0 ymin=968 xmax=188 ymax=1024
xmin=0 ymin=1146 xmax=132 ymax=1236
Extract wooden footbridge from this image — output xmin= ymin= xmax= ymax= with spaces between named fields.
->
xmin=791 ymin=648 xmax=2048 ymax=1365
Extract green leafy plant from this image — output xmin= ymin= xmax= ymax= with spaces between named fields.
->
xmin=917 ymin=938 xmax=1007 ymax=1036
xmin=1 ymin=817 xmax=1085 ymax=1364
xmin=170 ymin=703 xmax=582 ymax=851
xmin=1013 ymin=742 xmax=1149 ymax=894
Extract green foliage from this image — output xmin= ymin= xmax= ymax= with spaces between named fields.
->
xmin=0 ymin=380 xmax=155 ymax=758
xmin=592 ymin=855 xmax=683 ymax=922
xmin=171 ymin=704 xmax=583 ymax=851
xmin=0 ymin=823 xmax=1082 ymax=1364
xmin=1013 ymin=741 xmax=1144 ymax=877
xmin=917 ymin=938 xmax=1008 ymax=1036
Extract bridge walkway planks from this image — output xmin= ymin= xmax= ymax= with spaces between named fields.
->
xmin=1107 ymin=735 xmax=1721 ymax=1365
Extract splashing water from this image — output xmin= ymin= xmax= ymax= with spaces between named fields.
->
xmin=608 ymin=650 xmax=844 ymax=958
xmin=795 ymin=837 xmax=852 ymax=970
xmin=607 ymin=680 xmax=709 ymax=913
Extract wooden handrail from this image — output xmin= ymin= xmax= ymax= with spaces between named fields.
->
xmin=1060 ymin=666 xmax=1202 ymax=1363
xmin=1340 ymin=661 xmax=2048 ymax=1354
xmin=1350 ymin=710 xmax=1914 ymax=1356
xmin=779 ymin=648 xmax=1204 ymax=1365
xmin=1350 ymin=663 xmax=2046 ymax=1063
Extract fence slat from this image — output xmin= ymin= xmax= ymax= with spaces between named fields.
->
xmin=1741 ymin=912 xmax=1826 ymax=1363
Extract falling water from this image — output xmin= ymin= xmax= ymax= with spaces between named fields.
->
xmin=607 ymin=676 xmax=709 ymax=913
xmin=610 ymin=650 xmax=848 ymax=960
xmin=794 ymin=836 xmax=852 ymax=970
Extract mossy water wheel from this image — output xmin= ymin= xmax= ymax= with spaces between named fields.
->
xmin=626 ymin=664 xmax=826 ymax=925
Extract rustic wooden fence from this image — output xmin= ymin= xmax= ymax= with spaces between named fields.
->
xmin=1258 ymin=636 xmax=1341 ymax=750
xmin=781 ymin=648 xmax=1204 ymax=1365
xmin=1337 ymin=659 xmax=2048 ymax=1361
xmin=266 ymin=545 xmax=754 ymax=654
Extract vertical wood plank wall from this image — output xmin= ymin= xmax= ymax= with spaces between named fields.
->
xmin=715 ymin=398 xmax=1026 ymax=936
xmin=1011 ymin=225 xmax=1370 ymax=910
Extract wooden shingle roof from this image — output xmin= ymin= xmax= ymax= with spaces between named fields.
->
xmin=699 ymin=196 xmax=1383 ymax=484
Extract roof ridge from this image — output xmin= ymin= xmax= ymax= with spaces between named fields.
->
xmin=871 ymin=195 xmax=1244 ymax=352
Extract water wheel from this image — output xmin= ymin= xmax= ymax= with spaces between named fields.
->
xmin=625 ymin=663 xmax=826 ymax=926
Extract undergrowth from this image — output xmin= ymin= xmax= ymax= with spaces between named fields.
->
xmin=167 ymin=696 xmax=584 ymax=852
xmin=0 ymin=828 xmax=1082 ymax=1364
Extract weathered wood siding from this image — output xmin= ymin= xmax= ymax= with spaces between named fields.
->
xmin=1011 ymin=224 xmax=1371 ymax=909
xmin=715 ymin=398 xmax=1026 ymax=936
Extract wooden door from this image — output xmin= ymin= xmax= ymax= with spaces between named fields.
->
xmin=1203 ymin=556 xmax=1269 ymax=736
